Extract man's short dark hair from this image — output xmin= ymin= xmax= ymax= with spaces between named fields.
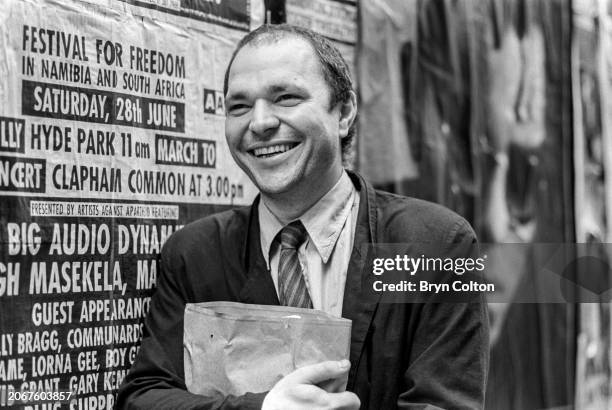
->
xmin=223 ymin=24 xmax=356 ymax=158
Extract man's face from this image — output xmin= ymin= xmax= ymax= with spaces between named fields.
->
xmin=224 ymin=37 xmax=346 ymax=200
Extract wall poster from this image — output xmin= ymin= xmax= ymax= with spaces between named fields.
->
xmin=0 ymin=0 xmax=258 ymax=408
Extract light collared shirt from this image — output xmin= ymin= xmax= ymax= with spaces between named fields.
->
xmin=259 ymin=171 xmax=359 ymax=317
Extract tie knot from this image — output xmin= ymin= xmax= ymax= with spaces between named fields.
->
xmin=280 ymin=221 xmax=307 ymax=250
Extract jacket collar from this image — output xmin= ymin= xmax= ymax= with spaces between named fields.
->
xmin=238 ymin=170 xmax=380 ymax=387
xmin=342 ymin=171 xmax=381 ymax=388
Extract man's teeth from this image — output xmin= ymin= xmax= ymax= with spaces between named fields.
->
xmin=253 ymin=143 xmax=296 ymax=157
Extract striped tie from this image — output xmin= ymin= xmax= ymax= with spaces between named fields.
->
xmin=277 ymin=221 xmax=313 ymax=308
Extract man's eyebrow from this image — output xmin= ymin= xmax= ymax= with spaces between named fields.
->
xmin=225 ymin=91 xmax=247 ymax=102
xmin=268 ymin=84 xmax=295 ymax=93
xmin=226 ymin=83 xmax=302 ymax=101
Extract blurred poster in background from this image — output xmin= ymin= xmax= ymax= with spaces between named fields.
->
xmin=573 ymin=0 xmax=612 ymax=408
xmin=359 ymin=0 xmax=575 ymax=409
xmin=0 ymin=0 xmax=261 ymax=408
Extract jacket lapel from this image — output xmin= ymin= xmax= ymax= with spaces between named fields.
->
xmin=238 ymin=196 xmax=280 ymax=306
xmin=343 ymin=172 xmax=381 ymax=388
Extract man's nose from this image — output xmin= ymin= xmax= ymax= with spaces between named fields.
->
xmin=249 ymin=100 xmax=280 ymax=137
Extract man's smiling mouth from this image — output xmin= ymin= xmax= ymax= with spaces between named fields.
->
xmin=249 ymin=143 xmax=299 ymax=158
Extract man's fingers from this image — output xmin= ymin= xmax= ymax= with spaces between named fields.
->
xmin=264 ymin=364 xmax=358 ymax=410
xmin=327 ymin=391 xmax=361 ymax=410
xmin=286 ymin=360 xmax=351 ymax=385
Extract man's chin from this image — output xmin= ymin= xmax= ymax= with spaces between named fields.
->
xmin=254 ymin=176 xmax=300 ymax=198
xmin=257 ymin=183 xmax=294 ymax=197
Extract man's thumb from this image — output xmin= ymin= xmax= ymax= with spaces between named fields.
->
xmin=287 ymin=360 xmax=351 ymax=385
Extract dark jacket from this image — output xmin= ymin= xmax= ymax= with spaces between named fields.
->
xmin=117 ymin=171 xmax=489 ymax=409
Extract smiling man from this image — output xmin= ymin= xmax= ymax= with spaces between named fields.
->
xmin=118 ymin=24 xmax=489 ymax=410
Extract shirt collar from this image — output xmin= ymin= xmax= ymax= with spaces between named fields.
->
xmin=258 ymin=170 xmax=356 ymax=267
xmin=259 ymin=199 xmax=285 ymax=269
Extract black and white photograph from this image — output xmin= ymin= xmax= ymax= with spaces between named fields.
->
xmin=0 ymin=0 xmax=606 ymax=409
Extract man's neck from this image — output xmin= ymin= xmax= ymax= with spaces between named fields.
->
xmin=261 ymin=169 xmax=343 ymax=224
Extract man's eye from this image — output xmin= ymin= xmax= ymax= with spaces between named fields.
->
xmin=275 ymin=94 xmax=301 ymax=105
xmin=227 ymin=104 xmax=250 ymax=116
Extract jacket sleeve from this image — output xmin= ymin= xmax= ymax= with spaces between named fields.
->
xmin=116 ymin=247 xmax=267 ymax=410
xmin=398 ymin=218 xmax=490 ymax=409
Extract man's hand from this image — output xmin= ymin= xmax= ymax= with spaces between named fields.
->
xmin=261 ymin=360 xmax=360 ymax=410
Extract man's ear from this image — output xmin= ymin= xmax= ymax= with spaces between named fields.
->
xmin=338 ymin=90 xmax=357 ymax=138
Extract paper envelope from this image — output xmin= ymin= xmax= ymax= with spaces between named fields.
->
xmin=184 ymin=301 xmax=352 ymax=397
